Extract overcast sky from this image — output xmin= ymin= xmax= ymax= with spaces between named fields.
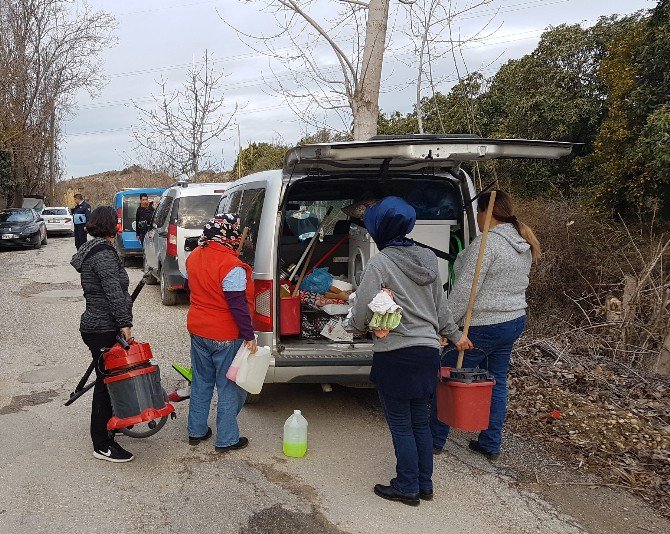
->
xmin=62 ymin=0 xmax=655 ymax=179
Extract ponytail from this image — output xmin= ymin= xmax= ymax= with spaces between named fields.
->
xmin=478 ymin=190 xmax=542 ymax=262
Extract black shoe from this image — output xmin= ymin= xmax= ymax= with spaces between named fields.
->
xmin=93 ymin=442 xmax=134 ymax=463
xmin=189 ymin=427 xmax=212 ymax=445
xmin=215 ymin=437 xmax=249 ymax=452
xmin=419 ymin=489 xmax=434 ymax=501
xmin=433 ymin=447 xmax=443 ymax=455
xmin=374 ymin=484 xmax=420 ymax=506
xmin=468 ymin=440 xmax=500 ymax=460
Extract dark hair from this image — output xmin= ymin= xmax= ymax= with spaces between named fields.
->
xmin=139 ymin=193 xmax=148 ymax=200
xmin=86 ymin=206 xmax=118 ymax=238
xmin=74 ymin=193 xmax=83 ymax=200
xmin=478 ymin=190 xmax=541 ymax=261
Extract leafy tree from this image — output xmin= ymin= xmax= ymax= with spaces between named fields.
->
xmin=232 ymin=142 xmax=288 ymax=177
xmin=298 ymin=128 xmax=352 ymax=145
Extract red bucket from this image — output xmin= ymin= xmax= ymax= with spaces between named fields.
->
xmin=280 ymin=296 xmax=301 ymax=335
xmin=436 ymin=367 xmax=495 ymax=431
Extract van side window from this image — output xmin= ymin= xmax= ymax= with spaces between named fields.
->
xmin=154 ymin=197 xmax=173 ymax=228
xmin=237 ymin=187 xmax=265 ymax=268
xmin=217 ymin=189 xmax=243 ymax=215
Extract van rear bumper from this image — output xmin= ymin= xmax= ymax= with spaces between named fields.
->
xmin=268 ymin=363 xmax=372 ymax=384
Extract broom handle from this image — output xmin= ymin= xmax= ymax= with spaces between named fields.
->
xmin=292 ymin=243 xmax=317 ymax=297
xmin=456 ymin=190 xmax=497 ymax=369
xmin=237 ymin=227 xmax=249 ymax=253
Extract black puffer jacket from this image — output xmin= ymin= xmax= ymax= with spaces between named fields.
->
xmin=71 ymin=238 xmax=133 ymax=333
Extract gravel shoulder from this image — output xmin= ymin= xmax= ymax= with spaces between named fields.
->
xmin=0 ymin=237 xmax=667 ymax=534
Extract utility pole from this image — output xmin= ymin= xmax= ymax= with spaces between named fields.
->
xmin=49 ymin=99 xmax=56 ymax=203
xmin=237 ymin=123 xmax=241 ymax=179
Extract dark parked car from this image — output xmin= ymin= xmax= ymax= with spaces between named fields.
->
xmin=0 ymin=208 xmax=48 ymax=248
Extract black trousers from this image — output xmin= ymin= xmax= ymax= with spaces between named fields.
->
xmin=81 ymin=331 xmax=118 ymax=449
xmin=74 ymin=225 xmax=87 ymax=249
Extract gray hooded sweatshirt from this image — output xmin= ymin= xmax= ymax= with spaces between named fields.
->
xmin=447 ymin=223 xmax=531 ymax=327
xmin=349 ymin=245 xmax=462 ymax=352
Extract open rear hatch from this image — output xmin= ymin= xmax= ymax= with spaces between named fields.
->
xmin=276 ymin=136 xmax=574 ymax=369
xmin=284 ymin=135 xmax=574 ymax=175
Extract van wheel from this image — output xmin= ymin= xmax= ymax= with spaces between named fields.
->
xmin=245 ymin=394 xmax=261 ymax=405
xmin=160 ymin=270 xmax=179 ymax=306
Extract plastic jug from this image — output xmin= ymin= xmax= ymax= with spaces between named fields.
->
xmin=234 ymin=345 xmax=271 ymax=395
xmin=283 ymin=410 xmax=308 ymax=458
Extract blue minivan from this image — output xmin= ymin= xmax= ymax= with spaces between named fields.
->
xmin=112 ymin=187 xmax=166 ymax=262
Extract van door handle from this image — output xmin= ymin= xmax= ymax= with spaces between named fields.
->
xmin=158 ymin=231 xmax=168 ymax=237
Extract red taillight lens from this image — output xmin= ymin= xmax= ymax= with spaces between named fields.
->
xmin=166 ymin=224 xmax=178 ymax=256
xmin=116 ymin=207 xmax=122 ymax=233
xmin=64 ymin=217 xmax=72 ymax=222
xmin=253 ymin=279 xmax=273 ymax=332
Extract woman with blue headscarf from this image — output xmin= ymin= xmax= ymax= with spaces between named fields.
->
xmin=349 ymin=197 xmax=472 ymax=506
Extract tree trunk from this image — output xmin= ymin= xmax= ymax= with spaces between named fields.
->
xmin=353 ymin=0 xmax=389 ymax=141
xmin=654 ymin=327 xmax=670 ymax=375
xmin=11 ymin=150 xmax=25 ymax=208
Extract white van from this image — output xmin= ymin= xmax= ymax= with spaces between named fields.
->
xmin=214 ymin=136 xmax=573 ymax=384
xmin=144 ymin=181 xmax=229 ymax=305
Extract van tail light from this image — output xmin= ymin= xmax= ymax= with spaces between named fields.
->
xmin=116 ymin=207 xmax=122 ymax=233
xmin=253 ymin=279 xmax=273 ymax=332
xmin=166 ymin=224 xmax=178 ymax=257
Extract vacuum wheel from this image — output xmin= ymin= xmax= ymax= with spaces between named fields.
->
xmin=117 ymin=388 xmax=172 ymax=438
xmin=118 ymin=415 xmax=168 ymax=438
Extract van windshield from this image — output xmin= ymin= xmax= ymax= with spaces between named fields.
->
xmin=178 ymin=195 xmax=222 ymax=229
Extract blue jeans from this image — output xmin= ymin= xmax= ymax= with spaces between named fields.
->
xmin=378 ymin=389 xmax=433 ymax=495
xmin=187 ymin=335 xmax=247 ymax=447
xmin=430 ymin=316 xmax=525 ymax=454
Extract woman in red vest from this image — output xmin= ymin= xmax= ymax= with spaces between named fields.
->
xmin=185 ymin=213 xmax=256 ymax=452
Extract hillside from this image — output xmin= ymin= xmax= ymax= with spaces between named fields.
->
xmin=53 ymin=165 xmax=233 ymax=208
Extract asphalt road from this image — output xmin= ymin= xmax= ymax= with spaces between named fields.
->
xmin=0 ymin=237 xmax=667 ymax=534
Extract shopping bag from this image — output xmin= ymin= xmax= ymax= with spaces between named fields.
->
xmin=226 ymin=343 xmax=250 ymax=382
xmin=235 ymin=345 xmax=271 ymax=395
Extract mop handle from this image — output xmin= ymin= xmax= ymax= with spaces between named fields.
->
xmin=288 ymin=206 xmax=334 ymax=282
xmin=457 ymin=190 xmax=497 ymax=369
xmin=237 ymin=226 xmax=249 ymax=253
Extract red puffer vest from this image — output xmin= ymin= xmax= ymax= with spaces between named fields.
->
xmin=186 ymin=242 xmax=254 ymax=341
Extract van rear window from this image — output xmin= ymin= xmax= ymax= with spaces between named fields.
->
xmin=177 ymin=195 xmax=222 ymax=229
xmin=122 ymin=195 xmax=142 ymax=232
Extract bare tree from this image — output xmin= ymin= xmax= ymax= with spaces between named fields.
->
xmin=225 ymin=0 xmax=404 ymax=140
xmin=0 ymin=0 xmax=115 ymax=206
xmin=403 ymin=0 xmax=496 ymax=133
xmin=133 ymin=50 xmax=237 ymax=176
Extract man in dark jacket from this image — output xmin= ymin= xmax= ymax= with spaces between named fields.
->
xmin=134 ymin=193 xmax=154 ymax=245
xmin=71 ymin=193 xmax=92 ymax=250
xmin=71 ymin=206 xmax=134 ymax=463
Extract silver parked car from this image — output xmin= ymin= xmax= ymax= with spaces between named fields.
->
xmin=143 ymin=181 xmax=229 ymax=305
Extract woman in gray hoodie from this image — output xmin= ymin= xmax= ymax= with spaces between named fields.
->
xmin=349 ymin=196 xmax=471 ymax=506
xmin=430 ymin=190 xmax=541 ymax=459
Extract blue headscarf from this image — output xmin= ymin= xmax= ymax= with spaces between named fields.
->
xmin=363 ymin=196 xmax=416 ymax=250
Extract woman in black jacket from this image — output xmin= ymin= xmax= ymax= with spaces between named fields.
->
xmin=71 ymin=206 xmax=134 ymax=462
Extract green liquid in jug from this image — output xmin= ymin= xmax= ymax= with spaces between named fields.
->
xmin=283 ymin=441 xmax=307 ymax=458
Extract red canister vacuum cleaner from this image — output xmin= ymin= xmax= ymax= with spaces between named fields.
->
xmin=65 ymin=277 xmax=175 ymax=438
xmin=102 ymin=336 xmax=175 ymax=434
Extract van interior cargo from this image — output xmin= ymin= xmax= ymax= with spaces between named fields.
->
xmin=278 ymin=175 xmax=464 ymax=348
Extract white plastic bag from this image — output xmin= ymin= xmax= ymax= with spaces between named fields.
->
xmin=235 ymin=345 xmax=272 ymax=394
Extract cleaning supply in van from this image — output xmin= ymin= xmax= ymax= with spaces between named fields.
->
xmin=368 ymin=289 xmax=402 ymax=339
xmin=301 ymin=267 xmax=333 ymax=294
xmin=283 ymin=410 xmax=308 ymax=458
